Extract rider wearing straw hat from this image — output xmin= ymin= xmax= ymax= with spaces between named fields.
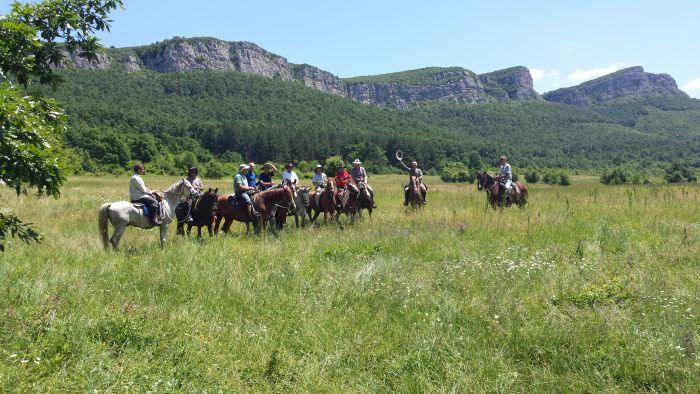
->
xmin=350 ymin=159 xmax=376 ymax=208
xmin=258 ymin=162 xmax=277 ymax=190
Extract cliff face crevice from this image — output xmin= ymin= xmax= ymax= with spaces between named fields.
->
xmin=543 ymin=66 xmax=688 ymax=106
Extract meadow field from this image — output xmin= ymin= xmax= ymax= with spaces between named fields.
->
xmin=1 ymin=175 xmax=699 ymax=392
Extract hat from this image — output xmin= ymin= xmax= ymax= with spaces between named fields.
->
xmin=500 ymin=155 xmax=507 ymax=161
xmin=263 ymin=162 xmax=273 ymax=169
xmin=188 ymin=166 xmax=198 ymax=172
xmin=352 ymin=159 xmax=362 ymax=165
xmin=315 ymin=164 xmax=323 ymax=169
xmin=337 ymin=162 xmax=345 ymax=168
xmin=239 ymin=164 xmax=250 ymax=171
xmin=285 ymin=162 xmax=294 ymax=168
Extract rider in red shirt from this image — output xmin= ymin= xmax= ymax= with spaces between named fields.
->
xmin=335 ymin=163 xmax=352 ymax=188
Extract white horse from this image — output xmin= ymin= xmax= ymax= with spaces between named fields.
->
xmin=98 ymin=179 xmax=196 ymax=250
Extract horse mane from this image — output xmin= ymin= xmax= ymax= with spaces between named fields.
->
xmin=164 ymin=178 xmax=191 ymax=194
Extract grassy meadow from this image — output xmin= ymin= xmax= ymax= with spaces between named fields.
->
xmin=1 ymin=174 xmax=699 ymax=392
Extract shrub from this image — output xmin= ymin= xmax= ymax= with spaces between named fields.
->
xmin=664 ymin=161 xmax=697 ymax=183
xmin=524 ymin=171 xmax=540 ymax=183
xmin=203 ymin=160 xmax=228 ymax=179
xmin=600 ymin=168 xmax=629 ymax=185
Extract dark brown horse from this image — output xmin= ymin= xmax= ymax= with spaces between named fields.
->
xmin=335 ymin=182 xmax=360 ymax=223
xmin=309 ymin=178 xmax=337 ymax=224
xmin=476 ymin=171 xmax=528 ymax=209
xmin=355 ymin=181 xmax=375 ymax=219
xmin=214 ymin=186 xmax=295 ymax=235
xmin=176 ymin=188 xmax=219 ymax=238
xmin=406 ymin=176 xmax=425 ymax=209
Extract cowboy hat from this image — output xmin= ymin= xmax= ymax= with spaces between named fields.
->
xmin=239 ymin=164 xmax=250 ymax=171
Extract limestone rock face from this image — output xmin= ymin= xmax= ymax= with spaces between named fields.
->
xmin=478 ymin=66 xmax=541 ymax=100
xmin=230 ymin=42 xmax=294 ymax=80
xmin=344 ymin=68 xmax=488 ymax=109
xmin=293 ymin=64 xmax=346 ymax=96
xmin=123 ymin=55 xmax=141 ymax=73
xmin=543 ymin=66 xmax=688 ymax=106
xmin=60 ymin=51 xmax=111 ymax=70
xmin=140 ymin=39 xmax=235 ymax=72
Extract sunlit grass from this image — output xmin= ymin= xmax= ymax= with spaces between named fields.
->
xmin=1 ymin=175 xmax=699 ymax=391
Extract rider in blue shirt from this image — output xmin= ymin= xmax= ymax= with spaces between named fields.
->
xmin=245 ymin=162 xmax=257 ymax=191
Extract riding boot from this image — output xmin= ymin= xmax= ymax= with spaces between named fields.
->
xmin=421 ymin=190 xmax=427 ymax=204
xmin=404 ymin=189 xmax=409 ymax=206
xmin=151 ymin=212 xmax=162 ymax=225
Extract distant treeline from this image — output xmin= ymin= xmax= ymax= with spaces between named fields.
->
xmin=32 ymin=69 xmax=700 ymax=178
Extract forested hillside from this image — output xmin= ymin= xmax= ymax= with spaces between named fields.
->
xmin=36 ymin=68 xmax=700 ymax=176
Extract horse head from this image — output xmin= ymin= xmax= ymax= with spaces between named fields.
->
xmin=209 ymin=188 xmax=219 ymax=213
xmin=476 ymin=171 xmax=484 ymax=191
xmin=180 ymin=178 xmax=197 ymax=198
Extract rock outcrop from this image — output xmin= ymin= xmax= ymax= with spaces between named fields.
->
xmin=344 ymin=68 xmax=488 ymax=109
xmin=60 ymin=50 xmax=111 ymax=70
xmin=478 ymin=66 xmax=541 ymax=100
xmin=293 ymin=64 xmax=346 ymax=96
xmin=139 ymin=39 xmax=236 ymax=72
xmin=543 ymin=66 xmax=688 ymax=106
xmin=122 ymin=55 xmax=141 ymax=73
xmin=231 ymin=42 xmax=294 ymax=80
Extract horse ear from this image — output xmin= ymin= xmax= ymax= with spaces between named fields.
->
xmin=214 ymin=188 xmax=218 ymax=193
xmin=208 ymin=187 xmax=212 ymax=192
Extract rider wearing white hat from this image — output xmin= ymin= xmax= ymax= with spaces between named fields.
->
xmin=311 ymin=164 xmax=328 ymax=206
xmin=350 ymin=159 xmax=376 ymax=208
xmin=233 ymin=164 xmax=257 ymax=218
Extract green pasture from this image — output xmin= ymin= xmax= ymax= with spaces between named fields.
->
xmin=1 ymin=175 xmax=699 ymax=392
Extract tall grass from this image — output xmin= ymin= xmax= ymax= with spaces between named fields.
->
xmin=1 ymin=175 xmax=699 ymax=391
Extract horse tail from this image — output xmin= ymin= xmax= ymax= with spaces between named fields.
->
xmin=98 ymin=203 xmax=111 ymax=250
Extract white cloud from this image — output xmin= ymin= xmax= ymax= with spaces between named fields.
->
xmin=567 ymin=63 xmax=624 ymax=82
xmin=682 ymin=78 xmax=700 ymax=91
xmin=530 ymin=68 xmax=545 ymax=81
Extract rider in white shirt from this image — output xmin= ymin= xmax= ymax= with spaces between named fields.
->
xmin=497 ymin=155 xmax=514 ymax=195
xmin=281 ymin=162 xmax=299 ymax=186
xmin=311 ymin=164 xmax=328 ymax=206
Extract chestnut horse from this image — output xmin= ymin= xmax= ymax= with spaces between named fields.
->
xmin=406 ymin=176 xmax=424 ymax=209
xmin=214 ymin=186 xmax=295 ymax=235
xmin=176 ymin=188 xmax=219 ymax=238
xmin=476 ymin=171 xmax=528 ymax=208
xmin=309 ymin=178 xmax=337 ymax=224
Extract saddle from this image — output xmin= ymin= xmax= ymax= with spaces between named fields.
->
xmin=131 ymin=202 xmax=162 ymax=221
xmin=227 ymin=192 xmax=256 ymax=207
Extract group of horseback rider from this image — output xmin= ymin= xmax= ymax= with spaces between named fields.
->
xmin=129 ymin=154 xmax=517 ymax=225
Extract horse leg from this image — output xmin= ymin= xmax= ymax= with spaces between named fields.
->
xmin=295 ymin=214 xmax=300 ymax=228
xmin=197 ymin=225 xmax=203 ymax=238
xmin=160 ymin=224 xmax=169 ymax=248
xmin=110 ymin=222 xmax=128 ymax=251
xmin=214 ymin=215 xmax=222 ymax=235
xmin=186 ymin=223 xmax=193 ymax=238
xmin=207 ymin=224 xmax=213 ymax=237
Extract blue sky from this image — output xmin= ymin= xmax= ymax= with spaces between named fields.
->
xmin=2 ymin=0 xmax=699 ymax=97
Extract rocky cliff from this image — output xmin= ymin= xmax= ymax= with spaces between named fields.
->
xmin=543 ymin=66 xmax=688 ymax=106
xmin=343 ymin=68 xmax=490 ymax=109
xmin=61 ymin=38 xmax=542 ymax=108
xmin=478 ymin=66 xmax=541 ymax=100
xmin=63 ymin=38 xmax=684 ymax=109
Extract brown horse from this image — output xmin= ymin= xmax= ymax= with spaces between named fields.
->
xmin=355 ymin=181 xmax=375 ymax=219
xmin=476 ymin=171 xmax=528 ymax=209
xmin=214 ymin=186 xmax=295 ymax=235
xmin=335 ymin=182 xmax=360 ymax=223
xmin=308 ymin=178 xmax=337 ymax=224
xmin=406 ymin=176 xmax=425 ymax=209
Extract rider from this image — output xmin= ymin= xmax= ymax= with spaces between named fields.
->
xmin=496 ymin=155 xmax=516 ymax=201
xmin=245 ymin=161 xmax=257 ymax=191
xmin=335 ymin=162 xmax=353 ymax=209
xmin=233 ymin=164 xmax=258 ymax=219
xmin=399 ymin=160 xmax=427 ymax=205
xmin=350 ymin=159 xmax=377 ymax=208
xmin=257 ymin=162 xmax=277 ymax=190
xmin=281 ymin=162 xmax=299 ymax=186
xmin=311 ymin=164 xmax=328 ymax=207
xmin=183 ymin=166 xmax=204 ymax=223
xmin=130 ymin=163 xmax=161 ymax=224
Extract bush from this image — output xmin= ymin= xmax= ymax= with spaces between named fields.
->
xmin=542 ymin=170 xmax=570 ymax=186
xmin=600 ymin=168 xmax=629 ymax=185
xmin=664 ymin=161 xmax=697 ymax=183
xmin=524 ymin=171 xmax=540 ymax=183
xmin=203 ymin=160 xmax=229 ymax=179
xmin=324 ymin=155 xmax=344 ymax=176
xmin=558 ymin=172 xmax=570 ymax=186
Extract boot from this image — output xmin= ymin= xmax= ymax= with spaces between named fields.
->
xmin=404 ymin=189 xmax=409 ymax=206
xmin=421 ymin=190 xmax=427 ymax=204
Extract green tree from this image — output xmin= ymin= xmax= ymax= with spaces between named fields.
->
xmin=0 ymin=0 xmax=122 ymax=250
